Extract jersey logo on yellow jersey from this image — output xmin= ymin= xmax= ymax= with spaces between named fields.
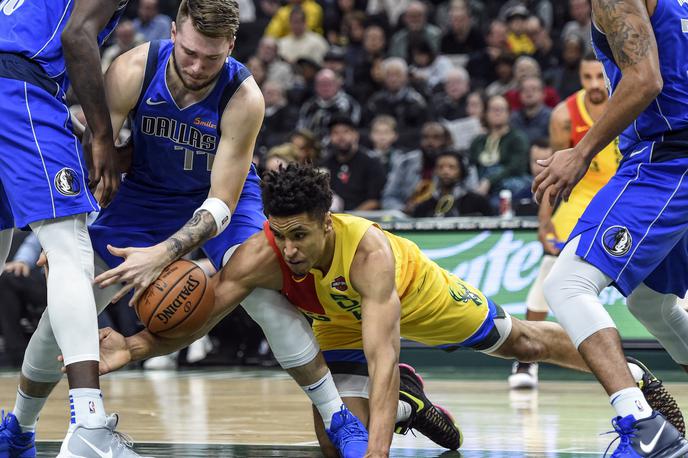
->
xmin=449 ymin=283 xmax=483 ymax=306
xmin=331 ymin=276 xmax=348 ymax=292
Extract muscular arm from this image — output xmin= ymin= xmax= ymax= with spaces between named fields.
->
xmin=83 ymin=44 xmax=148 ymax=172
xmin=538 ymin=102 xmax=571 ymax=250
xmin=61 ymin=0 xmax=121 ymax=143
xmin=350 ymin=227 xmax=401 ymax=455
xmin=159 ymin=78 xmax=265 ymax=263
xmin=576 ymin=0 xmax=661 ymax=160
xmin=125 ymin=232 xmax=282 ymax=361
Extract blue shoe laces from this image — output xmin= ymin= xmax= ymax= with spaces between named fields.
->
xmin=603 ymin=417 xmax=638 ymax=457
xmin=332 ymin=406 xmax=368 ymax=448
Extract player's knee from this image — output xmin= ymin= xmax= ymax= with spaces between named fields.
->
xmin=512 ymin=329 xmax=548 ymax=363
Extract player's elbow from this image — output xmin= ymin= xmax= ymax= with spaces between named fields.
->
xmin=639 ymin=74 xmax=663 ymax=100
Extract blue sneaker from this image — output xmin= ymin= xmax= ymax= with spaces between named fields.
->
xmin=326 ymin=405 xmax=368 ymax=458
xmin=0 ymin=410 xmax=36 ymax=458
xmin=605 ymin=411 xmax=688 ymax=457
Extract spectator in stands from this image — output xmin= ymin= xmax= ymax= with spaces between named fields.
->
xmin=467 ymin=20 xmax=509 ymax=89
xmin=561 ymin=0 xmax=592 ymax=53
xmin=290 ymin=128 xmax=321 ymax=163
xmin=0 ymin=234 xmax=44 ymax=367
xmin=466 ymin=90 xmax=487 ymax=125
xmin=505 ymin=56 xmax=560 ymax=109
xmin=256 ymin=80 xmax=298 ymax=158
xmin=368 ymin=115 xmax=402 ymax=174
xmin=411 ymin=150 xmax=493 ymax=217
xmin=101 ymin=20 xmax=144 ymax=73
xmin=255 ymin=37 xmax=295 ymax=87
xmin=469 ymin=95 xmax=530 ymax=201
xmin=366 ymin=0 xmax=411 ymax=28
xmin=277 ymin=6 xmax=329 ymax=65
xmin=499 ymin=0 xmax=554 ymax=32
xmin=504 ymin=5 xmax=535 ymax=56
xmin=408 ymin=39 xmax=455 ymax=94
xmin=290 ymin=57 xmax=321 ymax=105
xmin=263 ymin=143 xmax=301 ymax=173
xmin=264 ymin=0 xmax=324 ymax=38
xmin=348 ymin=24 xmax=387 ymax=102
xmin=431 ymin=67 xmax=470 ymax=121
xmin=340 ymin=11 xmax=367 ymax=64
xmin=382 ymin=121 xmax=454 ymax=210
xmin=323 ymin=0 xmax=363 ymax=45
xmin=485 ymin=53 xmax=516 ymax=97
xmin=547 ymin=34 xmax=584 ymax=100
xmin=513 ymin=138 xmax=552 ymax=216
xmin=389 ymin=1 xmax=442 ymax=61
xmin=527 ymin=15 xmax=559 ymax=73
xmin=297 ymin=69 xmax=361 ymax=138
xmin=323 ymin=46 xmax=348 ymax=78
xmin=510 ymin=76 xmax=552 ymax=143
xmin=246 ymin=56 xmax=267 ymax=88
xmin=320 ymin=116 xmax=386 ymax=211
xmin=440 ymin=0 xmax=485 ymax=56
xmin=366 ymin=57 xmax=428 ymax=148
xmin=133 ymin=0 xmax=171 ymax=42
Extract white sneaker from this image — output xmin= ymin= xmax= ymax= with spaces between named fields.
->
xmin=57 ymin=414 xmax=149 ymax=457
xmin=186 ymin=336 xmax=212 ymax=364
xmin=508 ymin=361 xmax=538 ymax=389
xmin=142 ymin=352 xmax=178 ymax=370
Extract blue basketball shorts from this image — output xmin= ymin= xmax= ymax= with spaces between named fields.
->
xmin=569 ymin=139 xmax=688 ymax=297
xmin=89 ymin=178 xmax=265 ymax=271
xmin=0 ymin=77 xmax=98 ymax=230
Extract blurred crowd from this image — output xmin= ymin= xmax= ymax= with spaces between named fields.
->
xmin=1 ymin=0 xmax=594 ymax=367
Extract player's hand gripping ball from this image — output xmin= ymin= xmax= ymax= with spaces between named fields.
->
xmin=135 ymin=260 xmax=214 ymax=338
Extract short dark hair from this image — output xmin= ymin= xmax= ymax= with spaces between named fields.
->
xmin=582 ymin=50 xmax=599 ymax=62
xmin=262 ymin=164 xmax=333 ymax=221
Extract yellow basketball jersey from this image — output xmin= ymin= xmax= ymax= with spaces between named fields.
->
xmin=266 ymin=214 xmax=490 ymax=348
xmin=551 ymin=90 xmax=621 ymax=243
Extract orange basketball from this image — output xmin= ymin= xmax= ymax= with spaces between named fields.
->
xmin=136 ymin=259 xmax=214 ymax=339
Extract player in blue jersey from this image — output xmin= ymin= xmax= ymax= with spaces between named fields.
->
xmin=0 ymin=1 xmax=144 ymax=457
xmin=3 ymin=1 xmax=370 ymax=457
xmin=534 ymin=0 xmax=688 ymax=456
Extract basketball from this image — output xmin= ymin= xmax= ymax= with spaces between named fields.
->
xmin=135 ymin=259 xmax=214 ymax=339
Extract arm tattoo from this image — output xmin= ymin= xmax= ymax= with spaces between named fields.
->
xmin=164 ymin=210 xmax=216 ymax=260
xmin=593 ymin=0 xmax=652 ymax=68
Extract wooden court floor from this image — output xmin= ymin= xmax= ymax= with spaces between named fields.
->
xmin=1 ymin=368 xmax=687 ymax=457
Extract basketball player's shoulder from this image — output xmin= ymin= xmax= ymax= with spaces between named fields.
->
xmin=105 ymin=41 xmax=149 ymax=98
xmin=109 ymin=41 xmax=150 ymax=77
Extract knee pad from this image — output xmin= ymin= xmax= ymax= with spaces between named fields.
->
xmin=21 ymin=311 xmax=63 ymax=383
xmin=627 ymin=283 xmax=688 ymax=364
xmin=543 ymin=236 xmax=615 ymax=348
xmin=241 ymin=288 xmax=320 ymax=369
xmin=526 ymin=254 xmax=557 ymax=314
xmin=30 ymin=215 xmax=99 ymax=365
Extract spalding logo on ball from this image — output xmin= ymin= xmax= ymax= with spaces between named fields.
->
xmin=136 ymin=260 xmax=215 ymax=339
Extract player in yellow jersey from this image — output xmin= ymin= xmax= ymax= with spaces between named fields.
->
xmin=95 ymin=164 xmax=681 ymax=457
xmin=509 ymin=52 xmax=622 ymax=390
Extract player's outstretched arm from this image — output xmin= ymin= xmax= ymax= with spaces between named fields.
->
xmin=533 ymin=0 xmax=660 ymax=205
xmin=61 ymin=0 xmax=125 ymax=207
xmin=352 ymin=227 xmax=401 ymax=457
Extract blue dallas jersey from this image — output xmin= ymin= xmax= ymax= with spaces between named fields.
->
xmin=0 ymin=0 xmax=128 ymax=92
xmin=592 ymin=0 xmax=688 ymax=153
xmin=90 ymin=40 xmax=264 ymax=270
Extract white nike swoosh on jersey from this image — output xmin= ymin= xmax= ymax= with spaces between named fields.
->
xmin=640 ymin=420 xmax=666 ymax=454
xmin=145 ymin=97 xmax=166 ymax=106
xmin=77 ymin=435 xmax=113 ymax=458
xmin=629 ymin=146 xmax=648 ymax=158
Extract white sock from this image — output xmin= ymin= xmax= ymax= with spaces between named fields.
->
xmin=68 ymin=388 xmax=106 ymax=430
xmin=12 ymin=388 xmax=47 ymax=433
xmin=396 ymin=400 xmax=412 ymax=423
xmin=300 ymin=372 xmax=342 ymax=429
xmin=610 ymin=387 xmax=652 ymax=420
xmin=628 ymin=362 xmax=645 ymax=383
